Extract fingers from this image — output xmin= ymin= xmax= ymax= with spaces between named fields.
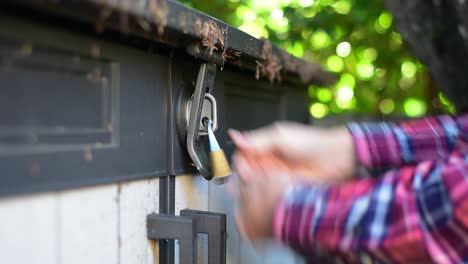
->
xmin=228 ymin=129 xmax=254 ymax=153
xmin=232 ymin=152 xmax=256 ymax=184
xmin=228 ymin=125 xmax=278 ymax=154
xmin=235 ymin=209 xmax=251 ymax=241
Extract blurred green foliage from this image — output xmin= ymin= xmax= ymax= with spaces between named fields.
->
xmin=181 ymin=0 xmax=455 ymax=119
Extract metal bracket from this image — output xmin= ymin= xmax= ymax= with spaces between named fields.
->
xmin=181 ymin=209 xmax=226 ymax=264
xmin=147 ymin=214 xmax=197 ymax=264
xmin=147 ymin=210 xmax=227 ymax=264
xmin=186 ymin=63 xmax=217 ymax=180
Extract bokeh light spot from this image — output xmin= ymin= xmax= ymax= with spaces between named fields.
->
xmin=327 ymin=55 xmax=345 ymax=72
xmin=333 ymin=0 xmax=352 ymax=14
xmin=271 ymin=9 xmax=283 ymax=19
xmin=308 ymin=85 xmax=316 ymax=98
xmin=378 ymin=12 xmax=392 ymax=29
xmin=360 ymin=48 xmax=377 ymax=61
xmin=336 ymin=41 xmax=352 ymax=57
xmin=379 ymin=99 xmax=395 ymax=114
xmin=316 ymin=88 xmax=333 ymax=102
xmin=236 ymin=6 xmax=257 ymax=22
xmin=404 ymin=98 xmax=427 ymax=117
xmin=298 ymin=0 xmax=315 ymax=7
xmin=337 ymin=86 xmax=354 ymax=101
xmin=401 ymin=61 xmax=417 ymax=78
xmin=336 ymin=97 xmax=356 ymax=109
xmin=287 ymin=41 xmax=305 ymax=57
xmin=357 ymin=62 xmax=375 ymax=79
xmin=337 ymin=73 xmax=356 ymax=88
xmin=310 ymin=103 xmax=329 ymax=119
xmin=311 ymin=30 xmax=332 ymax=49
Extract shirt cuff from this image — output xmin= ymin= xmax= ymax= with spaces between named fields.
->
xmin=346 ymin=122 xmax=401 ymax=169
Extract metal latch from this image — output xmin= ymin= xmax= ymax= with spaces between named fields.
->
xmin=186 ymin=63 xmax=231 ymax=181
xmin=147 ymin=210 xmax=227 ymax=264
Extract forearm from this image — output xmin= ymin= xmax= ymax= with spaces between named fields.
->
xmin=274 ymin=154 xmax=468 ymax=262
xmin=347 ymin=113 xmax=468 ymax=171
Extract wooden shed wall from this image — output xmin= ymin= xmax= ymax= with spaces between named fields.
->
xmin=0 ymin=176 xmax=305 ymax=264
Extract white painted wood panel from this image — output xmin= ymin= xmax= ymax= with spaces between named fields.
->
xmin=261 ymin=242 xmax=298 ymax=264
xmin=0 ymin=193 xmax=58 ymax=264
xmin=58 ymin=185 xmax=119 ymax=264
xmin=208 ymin=182 xmax=240 ymax=264
xmin=175 ymin=174 xmax=209 ymax=214
xmin=119 ymin=178 xmax=159 ymax=264
xmin=208 ymin=179 xmax=302 ymax=264
xmin=175 ymin=174 xmax=209 ymax=264
xmin=240 ymin=241 xmax=264 ymax=263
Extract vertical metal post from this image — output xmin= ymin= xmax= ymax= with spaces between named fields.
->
xmin=160 ymin=54 xmax=176 ymax=264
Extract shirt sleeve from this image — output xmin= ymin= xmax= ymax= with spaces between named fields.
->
xmin=346 ymin=114 xmax=468 ymax=170
xmin=273 ymin=153 xmax=468 ymax=263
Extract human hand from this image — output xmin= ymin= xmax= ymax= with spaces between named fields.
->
xmin=231 ymin=152 xmax=291 ymax=242
xmin=228 ymin=122 xmax=355 ymax=184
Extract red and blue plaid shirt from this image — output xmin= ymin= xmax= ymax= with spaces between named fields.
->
xmin=273 ymin=114 xmax=468 ymax=263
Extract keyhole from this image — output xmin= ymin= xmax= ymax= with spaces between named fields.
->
xmin=202 ymin=117 xmax=211 ymax=128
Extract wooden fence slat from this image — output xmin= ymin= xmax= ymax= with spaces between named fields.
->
xmin=0 ymin=194 xmax=58 ymax=264
xmin=59 ymin=185 xmax=119 ymax=264
xmin=120 ymin=179 xmax=159 ymax=264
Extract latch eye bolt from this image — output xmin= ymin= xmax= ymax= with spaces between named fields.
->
xmin=202 ymin=117 xmax=211 ymax=127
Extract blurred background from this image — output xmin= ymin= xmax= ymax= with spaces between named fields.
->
xmin=181 ymin=0 xmax=456 ymax=122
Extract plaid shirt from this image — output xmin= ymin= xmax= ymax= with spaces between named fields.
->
xmin=273 ymin=114 xmax=468 ymax=263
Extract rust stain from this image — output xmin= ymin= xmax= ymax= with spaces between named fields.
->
xmin=87 ymin=66 xmax=102 ymax=82
xmin=117 ymin=182 xmax=122 ymax=194
xmin=27 ymin=159 xmax=40 ymax=177
xmin=256 ymin=40 xmax=282 ymax=83
xmin=106 ymin=122 xmax=113 ymax=133
xmin=149 ymin=239 xmax=159 ymax=263
xmin=95 ymin=21 xmax=105 ymax=34
xmin=90 ymin=43 xmax=101 ymax=58
xmin=83 ymin=145 xmax=93 ymax=162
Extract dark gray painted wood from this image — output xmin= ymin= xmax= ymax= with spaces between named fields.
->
xmin=0 ymin=14 xmax=309 ymax=198
xmin=0 ymin=16 xmax=170 ymax=197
